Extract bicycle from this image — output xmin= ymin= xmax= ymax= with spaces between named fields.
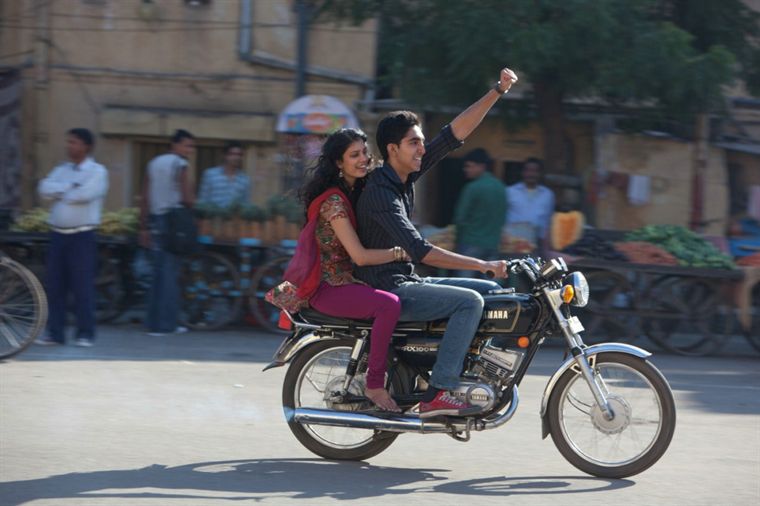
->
xmin=0 ymin=252 xmax=48 ymax=359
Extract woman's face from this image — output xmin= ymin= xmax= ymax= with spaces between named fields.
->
xmin=337 ymin=140 xmax=369 ymax=185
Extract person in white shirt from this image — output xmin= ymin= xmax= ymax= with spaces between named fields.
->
xmin=139 ymin=129 xmax=196 ymax=336
xmin=36 ymin=128 xmax=108 ymax=347
xmin=505 ymin=157 xmax=555 ymax=252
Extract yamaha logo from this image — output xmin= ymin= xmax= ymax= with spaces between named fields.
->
xmin=400 ymin=345 xmax=436 ymax=353
xmin=485 ymin=309 xmax=509 ymax=320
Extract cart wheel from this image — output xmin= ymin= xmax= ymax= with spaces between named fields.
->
xmin=95 ymin=248 xmax=126 ymax=323
xmin=180 ymin=252 xmax=242 ymax=330
xmin=641 ymin=277 xmax=729 ymax=356
xmin=249 ymin=255 xmax=291 ymax=334
xmin=744 ymin=282 xmax=760 ymax=354
xmin=575 ymin=270 xmax=638 ymax=344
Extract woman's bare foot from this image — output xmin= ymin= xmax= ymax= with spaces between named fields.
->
xmin=365 ymin=387 xmax=401 ymax=412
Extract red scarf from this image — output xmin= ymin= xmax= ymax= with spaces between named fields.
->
xmin=283 ymin=188 xmax=356 ymax=301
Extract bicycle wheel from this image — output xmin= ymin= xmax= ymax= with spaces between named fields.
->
xmin=0 ymin=257 xmax=48 ymax=359
xmin=180 ymin=252 xmax=242 ymax=330
xmin=249 ymin=254 xmax=291 ymax=333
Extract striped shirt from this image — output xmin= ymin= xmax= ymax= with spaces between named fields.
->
xmin=197 ymin=166 xmax=251 ymax=208
xmin=355 ymin=124 xmax=463 ymax=291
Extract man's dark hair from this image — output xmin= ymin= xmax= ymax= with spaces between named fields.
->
xmin=376 ymin=110 xmax=420 ymax=160
xmin=67 ymin=128 xmax=94 ymax=148
xmin=524 ymin=157 xmax=544 ymax=171
xmin=225 ymin=140 xmax=243 ymax=153
xmin=171 ymin=129 xmax=195 ymax=144
xmin=463 ymin=148 xmax=493 ymax=171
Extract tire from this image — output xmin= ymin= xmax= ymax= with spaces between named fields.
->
xmin=282 ymin=338 xmax=400 ymax=460
xmin=249 ymin=255 xmax=291 ymax=334
xmin=0 ymin=257 xmax=48 ymax=359
xmin=180 ymin=252 xmax=242 ymax=330
xmin=642 ymin=277 xmax=727 ymax=356
xmin=745 ymin=282 xmax=760 ymax=354
xmin=547 ymin=352 xmax=676 ymax=478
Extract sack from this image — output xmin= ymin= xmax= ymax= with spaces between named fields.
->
xmin=165 ymin=206 xmax=198 ymax=255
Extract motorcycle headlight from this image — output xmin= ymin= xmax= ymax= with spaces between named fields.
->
xmin=562 ymin=272 xmax=589 ymax=307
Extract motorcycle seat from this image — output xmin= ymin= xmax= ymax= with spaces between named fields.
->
xmin=297 ymin=307 xmax=431 ymax=331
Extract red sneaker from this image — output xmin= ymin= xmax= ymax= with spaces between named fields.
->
xmin=419 ymin=390 xmax=481 ymax=418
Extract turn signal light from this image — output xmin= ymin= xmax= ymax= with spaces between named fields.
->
xmin=517 ymin=336 xmax=530 ymax=348
xmin=561 ymin=285 xmax=575 ymax=304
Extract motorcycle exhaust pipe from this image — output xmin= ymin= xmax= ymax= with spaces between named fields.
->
xmin=286 ymin=386 xmax=518 ymax=434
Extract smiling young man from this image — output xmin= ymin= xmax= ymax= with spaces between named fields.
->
xmin=355 ymin=67 xmax=518 ymax=418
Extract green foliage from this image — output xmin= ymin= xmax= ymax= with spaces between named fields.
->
xmin=318 ymin=0 xmax=757 ymax=119
xmin=625 ymin=225 xmax=735 ymax=269
xmin=240 ymin=204 xmax=268 ymax=222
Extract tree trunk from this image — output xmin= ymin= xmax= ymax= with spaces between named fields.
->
xmin=534 ymin=80 xmax=569 ymax=174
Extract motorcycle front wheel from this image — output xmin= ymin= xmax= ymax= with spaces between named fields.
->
xmin=547 ymin=352 xmax=676 ymax=478
xmin=282 ymin=338 xmax=400 ymax=461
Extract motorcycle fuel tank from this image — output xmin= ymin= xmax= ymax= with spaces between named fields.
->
xmin=479 ymin=293 xmax=541 ymax=335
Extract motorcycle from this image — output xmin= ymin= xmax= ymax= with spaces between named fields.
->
xmin=264 ymin=256 xmax=676 ymax=479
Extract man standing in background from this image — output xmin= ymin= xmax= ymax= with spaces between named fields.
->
xmin=197 ymin=141 xmax=250 ymax=208
xmin=36 ymin=128 xmax=108 ymax=347
xmin=505 ymin=157 xmax=555 ymax=253
xmin=139 ymin=129 xmax=196 ymax=336
xmin=453 ymin=148 xmax=506 ymax=278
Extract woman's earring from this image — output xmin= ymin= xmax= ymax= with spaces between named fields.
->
xmin=339 ymin=170 xmax=344 ymax=178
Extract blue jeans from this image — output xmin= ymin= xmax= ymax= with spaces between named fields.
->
xmin=45 ymin=230 xmax=97 ymax=342
xmin=392 ymin=277 xmax=501 ymax=390
xmin=145 ymin=214 xmax=181 ymax=333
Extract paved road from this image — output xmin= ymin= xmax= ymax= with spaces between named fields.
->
xmin=1 ymin=325 xmax=759 ymax=506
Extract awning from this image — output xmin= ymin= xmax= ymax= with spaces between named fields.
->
xmin=276 ymin=95 xmax=359 ymax=134
xmin=716 ymin=142 xmax=760 ymax=156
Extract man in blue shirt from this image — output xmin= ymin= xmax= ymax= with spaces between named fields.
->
xmin=197 ymin=141 xmax=250 ymax=208
xmin=505 ymin=157 xmax=555 ymax=252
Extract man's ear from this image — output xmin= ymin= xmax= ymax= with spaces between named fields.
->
xmin=387 ymin=143 xmax=397 ymax=157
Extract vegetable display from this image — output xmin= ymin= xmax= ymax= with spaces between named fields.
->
xmin=625 ymin=225 xmax=735 ymax=269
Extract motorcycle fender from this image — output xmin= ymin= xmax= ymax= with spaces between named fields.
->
xmin=262 ymin=331 xmax=336 ymax=372
xmin=539 ymin=343 xmax=652 ymax=439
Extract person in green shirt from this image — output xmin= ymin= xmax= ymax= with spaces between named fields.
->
xmin=453 ymin=148 xmax=507 ymax=278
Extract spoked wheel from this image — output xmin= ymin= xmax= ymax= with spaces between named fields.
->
xmin=547 ymin=352 xmax=676 ymax=478
xmin=575 ymin=271 xmax=639 ymax=344
xmin=180 ymin=252 xmax=242 ymax=330
xmin=641 ymin=277 xmax=728 ymax=356
xmin=249 ymin=255 xmax=291 ymax=333
xmin=745 ymin=282 xmax=760 ymax=353
xmin=95 ymin=248 xmax=126 ymax=323
xmin=283 ymin=338 xmax=399 ymax=460
xmin=0 ymin=257 xmax=48 ymax=359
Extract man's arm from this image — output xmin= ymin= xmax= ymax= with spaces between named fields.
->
xmin=449 ymin=67 xmax=518 ymax=141
xmin=63 ymin=167 xmax=108 ymax=204
xmin=38 ymin=166 xmax=71 ymax=200
xmin=422 ymin=246 xmax=508 ymax=278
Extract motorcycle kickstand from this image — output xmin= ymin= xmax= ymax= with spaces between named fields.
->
xmin=447 ymin=418 xmax=474 ymax=443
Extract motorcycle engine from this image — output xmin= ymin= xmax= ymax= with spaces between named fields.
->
xmin=468 ymin=339 xmax=525 ymax=385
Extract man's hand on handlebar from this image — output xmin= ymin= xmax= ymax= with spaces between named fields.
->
xmin=482 ymin=260 xmax=509 ymax=279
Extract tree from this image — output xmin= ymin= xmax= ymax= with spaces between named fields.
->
xmin=318 ymin=0 xmax=758 ymax=173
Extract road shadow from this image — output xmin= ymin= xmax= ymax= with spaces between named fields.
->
xmin=0 ymin=458 xmax=632 ymax=504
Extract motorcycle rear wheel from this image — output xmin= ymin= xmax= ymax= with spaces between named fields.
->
xmin=283 ymin=338 xmax=400 ymax=460
xmin=547 ymin=352 xmax=676 ymax=478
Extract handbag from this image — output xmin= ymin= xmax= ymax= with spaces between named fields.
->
xmin=165 ymin=205 xmax=198 ymax=255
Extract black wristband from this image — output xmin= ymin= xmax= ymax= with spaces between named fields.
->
xmin=493 ymin=81 xmax=508 ymax=94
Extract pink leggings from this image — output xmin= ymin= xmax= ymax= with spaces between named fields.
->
xmin=310 ymin=282 xmax=401 ymax=389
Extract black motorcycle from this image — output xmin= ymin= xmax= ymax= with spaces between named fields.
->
xmin=264 ymin=257 xmax=676 ymax=479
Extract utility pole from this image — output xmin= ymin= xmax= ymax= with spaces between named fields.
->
xmin=295 ymin=0 xmax=312 ymax=98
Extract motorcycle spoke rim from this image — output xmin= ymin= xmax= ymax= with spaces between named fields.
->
xmin=295 ymin=346 xmax=376 ymax=450
xmin=558 ymin=362 xmax=663 ymax=467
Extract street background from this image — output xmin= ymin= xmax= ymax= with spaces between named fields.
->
xmin=1 ymin=325 xmax=759 ymax=506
